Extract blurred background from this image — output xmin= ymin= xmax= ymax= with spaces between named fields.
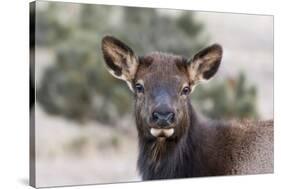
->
xmin=31 ymin=1 xmax=273 ymax=187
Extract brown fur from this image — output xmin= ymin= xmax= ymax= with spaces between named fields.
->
xmin=101 ymin=36 xmax=274 ymax=180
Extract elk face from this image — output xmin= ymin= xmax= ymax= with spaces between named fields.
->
xmin=102 ymin=36 xmax=222 ymax=140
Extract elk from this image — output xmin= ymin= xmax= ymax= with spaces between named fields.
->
xmin=101 ymin=36 xmax=273 ymax=180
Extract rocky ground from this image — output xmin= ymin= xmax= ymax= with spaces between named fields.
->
xmin=35 ymin=105 xmax=140 ymax=187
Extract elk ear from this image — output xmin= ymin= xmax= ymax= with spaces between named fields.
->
xmin=101 ymin=36 xmax=138 ymax=90
xmin=188 ymin=43 xmax=223 ymax=85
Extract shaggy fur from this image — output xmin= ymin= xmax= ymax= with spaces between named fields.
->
xmin=137 ymin=102 xmax=273 ymax=180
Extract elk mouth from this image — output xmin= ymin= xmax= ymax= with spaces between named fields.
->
xmin=150 ymin=128 xmax=175 ymax=138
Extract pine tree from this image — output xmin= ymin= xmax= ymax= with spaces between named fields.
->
xmin=36 ymin=2 xmax=259 ymax=123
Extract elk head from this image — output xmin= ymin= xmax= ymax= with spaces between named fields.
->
xmin=101 ymin=36 xmax=222 ymax=141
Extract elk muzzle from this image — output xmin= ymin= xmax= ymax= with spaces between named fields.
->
xmin=149 ymin=104 xmax=176 ymax=138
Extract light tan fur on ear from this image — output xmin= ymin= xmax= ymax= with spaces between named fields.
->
xmin=102 ymin=36 xmax=139 ymax=91
xmin=188 ymin=43 xmax=223 ymax=88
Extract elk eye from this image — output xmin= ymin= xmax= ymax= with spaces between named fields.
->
xmin=181 ymin=86 xmax=191 ymax=96
xmin=135 ymin=83 xmax=144 ymax=93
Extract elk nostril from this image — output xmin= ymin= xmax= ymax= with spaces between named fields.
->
xmin=167 ymin=112 xmax=175 ymax=123
xmin=152 ymin=112 xmax=160 ymax=122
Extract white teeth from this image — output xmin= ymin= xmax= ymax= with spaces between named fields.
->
xmin=150 ymin=128 xmax=174 ymax=137
xmin=150 ymin=128 xmax=162 ymax=137
xmin=164 ymin=128 xmax=174 ymax=137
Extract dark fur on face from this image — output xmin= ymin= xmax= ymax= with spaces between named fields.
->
xmin=134 ymin=53 xmax=191 ymax=141
xmin=101 ymin=36 xmax=273 ymax=180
